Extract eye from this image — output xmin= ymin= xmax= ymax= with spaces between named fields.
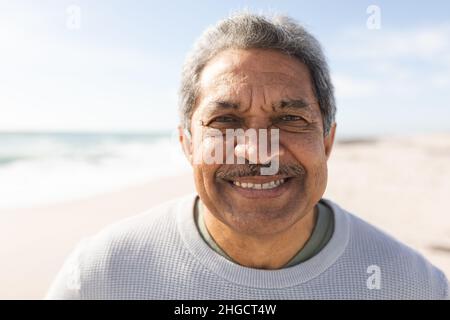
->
xmin=274 ymin=114 xmax=310 ymax=133
xmin=279 ymin=115 xmax=306 ymax=122
xmin=209 ymin=115 xmax=240 ymax=124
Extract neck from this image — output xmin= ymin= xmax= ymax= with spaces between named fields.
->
xmin=202 ymin=203 xmax=318 ymax=269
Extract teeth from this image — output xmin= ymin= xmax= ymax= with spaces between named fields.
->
xmin=233 ymin=179 xmax=286 ymax=190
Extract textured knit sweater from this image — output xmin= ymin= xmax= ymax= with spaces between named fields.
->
xmin=46 ymin=193 xmax=449 ymax=299
xmin=195 ymin=197 xmax=334 ymax=267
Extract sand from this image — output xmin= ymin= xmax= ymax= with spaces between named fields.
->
xmin=1 ymin=134 xmax=449 ymax=299
xmin=0 ymin=174 xmax=196 ymax=299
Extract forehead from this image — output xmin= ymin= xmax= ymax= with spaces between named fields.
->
xmin=198 ymin=48 xmax=315 ymax=103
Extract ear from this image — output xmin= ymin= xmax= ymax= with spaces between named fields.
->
xmin=324 ymin=122 xmax=337 ymax=160
xmin=178 ymin=125 xmax=193 ymax=165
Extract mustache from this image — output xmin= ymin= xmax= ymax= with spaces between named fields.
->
xmin=215 ymin=163 xmax=305 ymax=179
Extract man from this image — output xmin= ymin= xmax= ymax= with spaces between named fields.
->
xmin=47 ymin=12 xmax=449 ymax=299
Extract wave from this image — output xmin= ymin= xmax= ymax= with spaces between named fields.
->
xmin=0 ymin=132 xmax=190 ymax=209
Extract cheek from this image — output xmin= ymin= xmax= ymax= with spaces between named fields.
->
xmin=285 ymin=132 xmax=325 ymax=159
xmin=311 ymin=160 xmax=328 ymax=194
xmin=191 ymin=132 xmax=231 ymax=166
xmin=192 ymin=163 xmax=232 ymax=217
xmin=191 ymin=136 xmax=224 ymax=184
xmin=285 ymin=134 xmax=328 ymax=185
xmin=193 ymin=163 xmax=216 ymax=185
xmin=192 ymin=163 xmax=223 ymax=202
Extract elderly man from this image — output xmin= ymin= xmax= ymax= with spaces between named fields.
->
xmin=47 ymin=13 xmax=449 ymax=299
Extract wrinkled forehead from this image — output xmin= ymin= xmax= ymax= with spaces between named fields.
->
xmin=202 ymin=68 xmax=303 ymax=87
xmin=198 ymin=49 xmax=315 ymax=103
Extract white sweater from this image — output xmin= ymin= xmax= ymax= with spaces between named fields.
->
xmin=46 ymin=193 xmax=449 ymax=299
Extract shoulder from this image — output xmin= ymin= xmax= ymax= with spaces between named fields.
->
xmin=86 ymin=194 xmax=187 ymax=248
xmin=81 ymin=193 xmax=194 ymax=264
xmin=325 ymin=199 xmax=449 ymax=299
xmin=47 ymin=193 xmax=196 ymax=299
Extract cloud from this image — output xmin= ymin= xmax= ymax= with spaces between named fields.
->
xmin=332 ymin=74 xmax=379 ymax=99
xmin=327 ymin=23 xmax=450 ymax=136
xmin=329 ymin=23 xmax=450 ymax=101
xmin=331 ymin=23 xmax=450 ymax=62
xmin=0 ymin=9 xmax=180 ymax=132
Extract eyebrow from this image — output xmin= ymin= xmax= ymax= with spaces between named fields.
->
xmin=273 ymin=99 xmax=311 ymax=111
xmin=205 ymin=100 xmax=240 ymax=110
xmin=204 ymin=98 xmax=312 ymax=113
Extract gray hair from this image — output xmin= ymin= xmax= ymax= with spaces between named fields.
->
xmin=178 ymin=12 xmax=336 ymax=136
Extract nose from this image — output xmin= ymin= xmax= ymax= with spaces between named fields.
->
xmin=234 ymin=129 xmax=284 ymax=164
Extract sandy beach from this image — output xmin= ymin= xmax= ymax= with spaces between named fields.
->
xmin=1 ymin=134 xmax=449 ymax=299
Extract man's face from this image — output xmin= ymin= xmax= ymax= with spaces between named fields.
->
xmin=182 ymin=48 xmax=336 ymax=236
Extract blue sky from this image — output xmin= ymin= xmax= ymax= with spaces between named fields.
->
xmin=1 ymin=0 xmax=449 ymax=137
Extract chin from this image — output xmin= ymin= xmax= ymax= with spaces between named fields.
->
xmin=220 ymin=201 xmax=306 ymax=236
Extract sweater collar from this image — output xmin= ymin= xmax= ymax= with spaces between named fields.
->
xmin=176 ymin=193 xmax=350 ymax=289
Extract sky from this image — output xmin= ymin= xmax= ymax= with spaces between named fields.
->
xmin=1 ymin=0 xmax=449 ymax=138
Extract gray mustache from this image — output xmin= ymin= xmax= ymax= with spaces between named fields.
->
xmin=216 ymin=164 xmax=305 ymax=179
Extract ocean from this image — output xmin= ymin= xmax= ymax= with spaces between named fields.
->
xmin=0 ymin=131 xmax=190 ymax=209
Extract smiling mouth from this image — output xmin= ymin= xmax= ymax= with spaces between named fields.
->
xmin=221 ymin=176 xmax=294 ymax=198
xmin=231 ymin=178 xmax=286 ymax=190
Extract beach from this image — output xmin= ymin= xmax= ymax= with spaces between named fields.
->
xmin=1 ymin=133 xmax=449 ymax=299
